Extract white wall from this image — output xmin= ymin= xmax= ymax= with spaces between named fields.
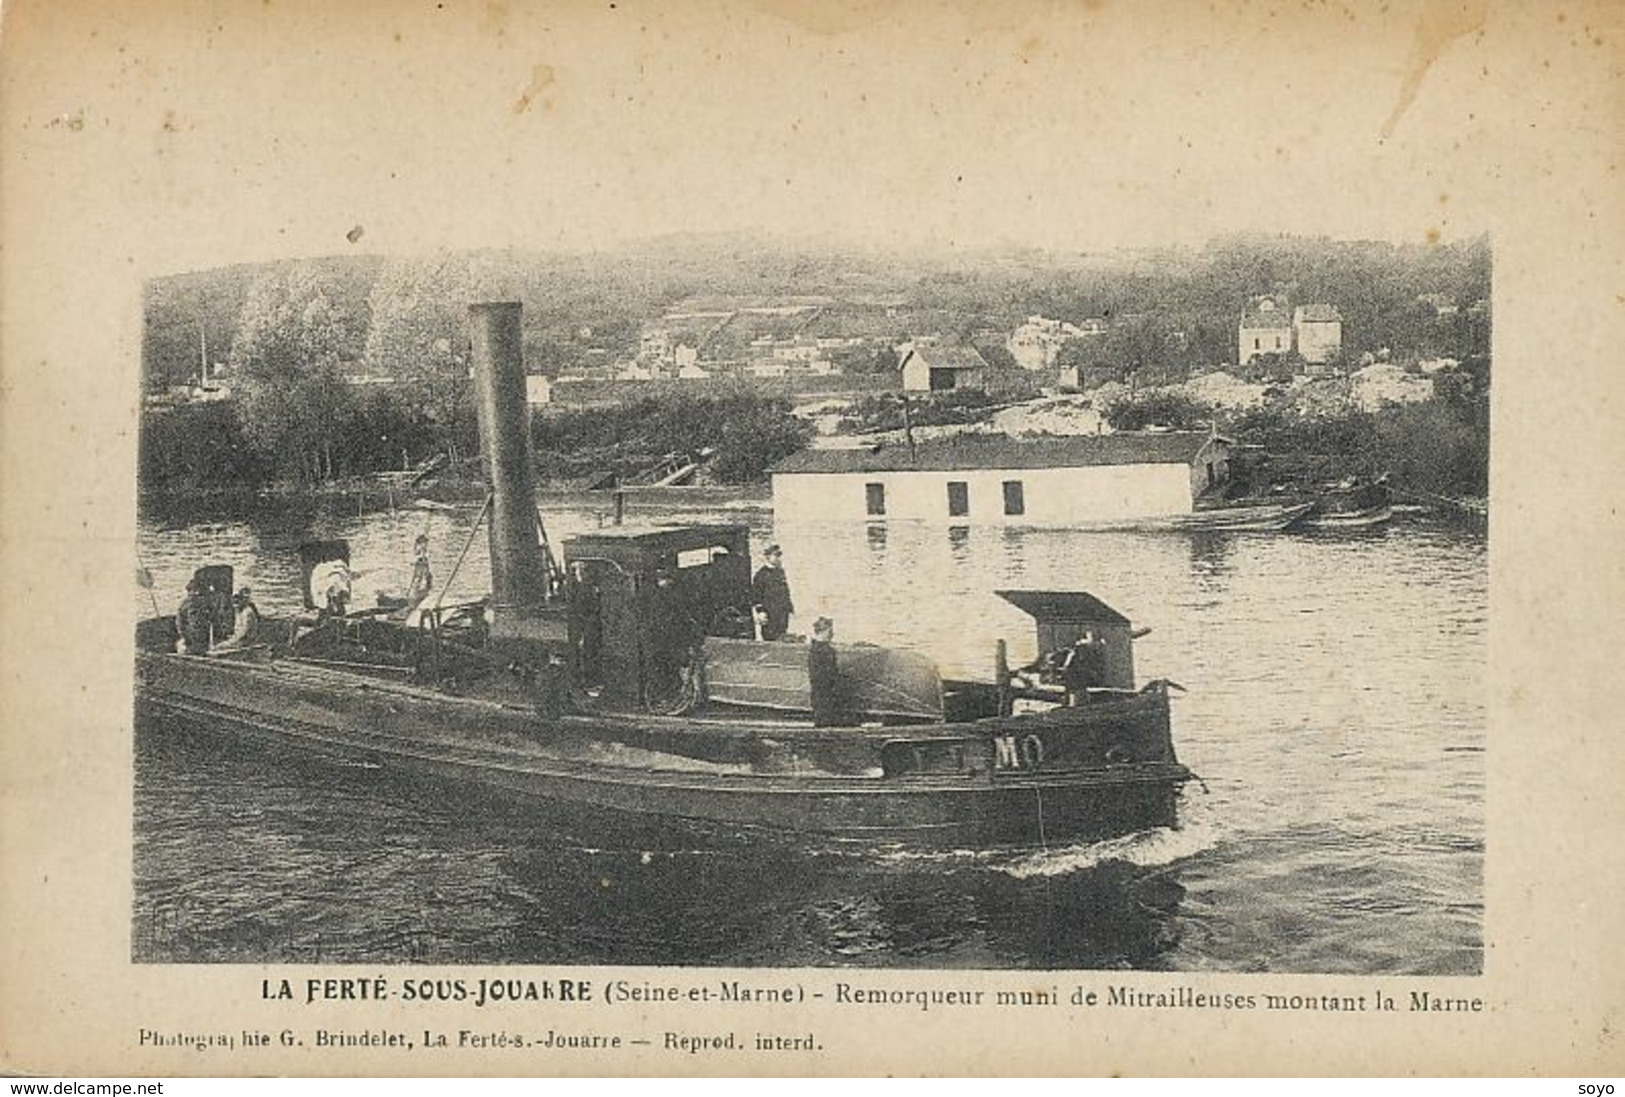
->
xmin=1296 ymin=321 xmax=1342 ymax=363
xmin=901 ymin=353 xmax=930 ymax=391
xmin=773 ymin=463 xmax=1196 ymax=525
xmin=1238 ymin=325 xmax=1291 ymax=363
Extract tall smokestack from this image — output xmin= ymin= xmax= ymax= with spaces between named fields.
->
xmin=468 ymin=302 xmax=549 ymax=631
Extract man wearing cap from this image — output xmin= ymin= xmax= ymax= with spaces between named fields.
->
xmin=175 ymin=578 xmax=215 ymax=655
xmin=751 ymin=544 xmax=795 ymax=641
xmin=808 ymin=616 xmax=852 ymax=727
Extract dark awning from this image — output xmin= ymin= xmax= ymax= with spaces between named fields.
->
xmin=995 ymin=590 xmax=1131 ymax=625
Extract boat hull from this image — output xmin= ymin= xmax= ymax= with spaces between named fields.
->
xmin=1301 ymin=503 xmax=1393 ymax=529
xmin=136 ymin=652 xmax=1190 ymax=849
xmin=1173 ymin=501 xmax=1316 ymax=531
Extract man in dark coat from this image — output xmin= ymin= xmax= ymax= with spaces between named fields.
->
xmin=1062 ymin=631 xmax=1109 ymax=706
xmin=646 ymin=570 xmax=700 ymax=701
xmin=751 ymin=543 xmax=795 ymax=641
xmin=808 ymin=616 xmax=851 ymax=727
xmin=175 ymin=579 xmax=215 ymax=655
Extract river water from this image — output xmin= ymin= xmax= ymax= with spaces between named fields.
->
xmin=134 ymin=490 xmax=1485 ymax=973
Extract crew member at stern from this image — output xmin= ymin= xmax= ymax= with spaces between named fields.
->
xmin=1061 ymin=631 xmax=1109 ymax=706
xmin=751 ymin=543 xmax=795 ymax=641
xmin=175 ymin=578 xmax=215 ymax=655
xmin=808 ymin=616 xmax=852 ymax=727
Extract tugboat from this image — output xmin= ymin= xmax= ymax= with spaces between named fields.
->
xmin=134 ymin=303 xmax=1193 ymax=848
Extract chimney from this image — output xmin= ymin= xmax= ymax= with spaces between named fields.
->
xmin=468 ymin=302 xmax=549 ymax=634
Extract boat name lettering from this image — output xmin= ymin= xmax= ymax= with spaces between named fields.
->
xmin=994 ymin=735 xmax=1018 ymax=770
xmin=993 ymin=734 xmax=1045 ymax=770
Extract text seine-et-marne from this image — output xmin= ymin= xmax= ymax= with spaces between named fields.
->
xmin=264 ymin=977 xmax=592 ymax=1008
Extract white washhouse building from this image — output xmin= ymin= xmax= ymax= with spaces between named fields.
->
xmin=771 ymin=432 xmax=1234 ymax=526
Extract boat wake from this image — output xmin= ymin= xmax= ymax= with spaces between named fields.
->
xmin=994 ymin=819 xmax=1218 ymax=879
xmin=855 ymin=792 xmax=1221 ymax=877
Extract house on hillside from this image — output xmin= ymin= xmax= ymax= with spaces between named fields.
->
xmin=1007 ymin=315 xmax=1093 ymax=371
xmin=1417 ymin=293 xmax=1459 ymax=317
xmin=899 ymin=345 xmax=989 ymax=392
xmin=770 ymin=432 xmax=1234 ymax=526
xmin=1239 ymin=297 xmax=1293 ymax=364
xmin=1292 ymin=304 xmax=1343 ymax=366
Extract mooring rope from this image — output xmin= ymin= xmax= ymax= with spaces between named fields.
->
xmin=434 ymin=493 xmax=492 ymax=616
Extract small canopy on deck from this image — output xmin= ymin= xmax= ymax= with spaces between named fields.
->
xmin=995 ymin=590 xmax=1131 ymax=625
xmin=996 ymin=590 xmax=1138 ymax=690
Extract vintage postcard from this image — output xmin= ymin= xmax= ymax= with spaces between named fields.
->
xmin=1 ymin=0 xmax=1621 ymax=1077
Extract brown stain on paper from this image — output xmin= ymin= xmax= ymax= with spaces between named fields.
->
xmin=1379 ymin=0 xmax=1489 ymax=140
xmin=512 ymin=63 xmax=556 ymax=115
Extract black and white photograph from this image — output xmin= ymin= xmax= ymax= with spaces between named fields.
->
xmin=4 ymin=0 xmax=1622 ymax=1078
xmin=133 ymin=234 xmax=1489 ymax=975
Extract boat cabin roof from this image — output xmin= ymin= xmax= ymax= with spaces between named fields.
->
xmin=996 ymin=589 xmax=1131 ymax=625
xmin=563 ymin=524 xmax=752 ymax=572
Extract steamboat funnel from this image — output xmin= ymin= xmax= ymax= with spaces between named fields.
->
xmin=468 ymin=301 xmax=550 ymax=635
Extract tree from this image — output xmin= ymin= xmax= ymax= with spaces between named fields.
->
xmin=1056 ymin=336 xmax=1120 ymax=388
xmin=228 ymin=266 xmax=359 ymax=483
xmin=709 ymin=403 xmax=811 ymax=483
xmin=363 ymin=255 xmax=479 ymax=459
xmin=1103 ymin=391 xmax=1211 ymax=432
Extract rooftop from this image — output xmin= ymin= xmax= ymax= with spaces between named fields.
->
xmin=901 ymin=345 xmax=989 ymax=372
xmin=1294 ymin=304 xmax=1343 ymax=323
xmin=771 ymin=431 xmax=1222 ymax=475
xmin=1240 ymin=303 xmax=1293 ymax=329
xmin=564 ymin=523 xmax=750 ymax=547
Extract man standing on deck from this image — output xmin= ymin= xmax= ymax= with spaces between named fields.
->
xmin=175 ymin=579 xmax=214 ymax=655
xmin=406 ymin=534 xmax=433 ymax=606
xmin=751 ymin=543 xmax=795 ymax=641
xmin=646 ymin=569 xmax=701 ymax=703
xmin=1062 ymin=631 xmax=1109 ymax=706
xmin=808 ymin=616 xmax=851 ymax=727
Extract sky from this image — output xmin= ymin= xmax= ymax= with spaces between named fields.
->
xmin=8 ymin=0 xmax=1604 ymax=278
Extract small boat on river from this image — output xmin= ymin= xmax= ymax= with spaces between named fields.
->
xmin=1170 ymin=500 xmax=1316 ymax=532
xmin=134 ymin=303 xmax=1193 ymax=849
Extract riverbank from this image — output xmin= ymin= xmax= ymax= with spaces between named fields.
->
xmin=139 ymin=369 xmax=1487 ymax=512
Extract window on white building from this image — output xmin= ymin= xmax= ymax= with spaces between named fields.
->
xmin=947 ymin=481 xmax=969 ymax=517
xmin=1002 ymin=480 xmax=1025 ymax=516
xmin=865 ymin=482 xmax=886 ymax=516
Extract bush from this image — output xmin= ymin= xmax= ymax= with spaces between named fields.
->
xmin=840 ymin=390 xmax=999 ymax=433
xmin=534 ymin=392 xmax=811 ymax=484
xmin=710 ymin=409 xmax=812 ymax=483
xmin=1371 ymin=399 xmax=1487 ymax=498
xmin=1102 ymin=391 xmax=1211 ymax=432
xmin=139 ymin=401 xmax=270 ymax=493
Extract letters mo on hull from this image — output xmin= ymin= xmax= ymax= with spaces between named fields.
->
xmin=135 ymin=301 xmax=1194 ymax=848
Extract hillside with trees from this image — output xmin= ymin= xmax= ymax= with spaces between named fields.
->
xmin=139 ymin=232 xmax=1491 ymax=495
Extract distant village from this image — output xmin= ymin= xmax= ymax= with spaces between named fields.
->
xmin=149 ymin=287 xmax=1488 ymax=415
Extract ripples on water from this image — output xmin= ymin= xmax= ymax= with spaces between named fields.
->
xmin=135 ymin=492 xmax=1484 ymax=973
